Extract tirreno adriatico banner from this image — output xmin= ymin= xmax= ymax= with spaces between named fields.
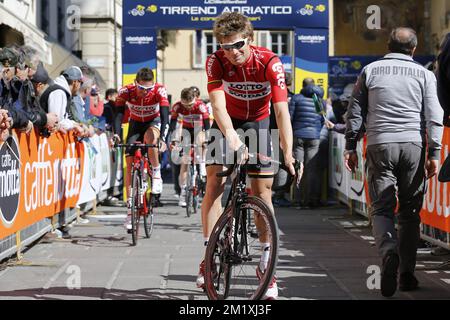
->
xmin=122 ymin=0 xmax=329 ymax=94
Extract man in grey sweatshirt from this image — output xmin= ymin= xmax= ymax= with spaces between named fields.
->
xmin=344 ymin=27 xmax=444 ymax=298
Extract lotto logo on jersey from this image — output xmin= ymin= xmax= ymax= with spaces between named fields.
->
xmin=223 ymin=81 xmax=271 ymax=101
xmin=272 ymin=62 xmax=286 ymax=90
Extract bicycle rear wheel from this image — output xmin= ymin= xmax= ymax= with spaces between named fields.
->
xmin=204 ymin=196 xmax=279 ymax=300
xmin=143 ymin=176 xmax=154 ymax=238
xmin=131 ymin=169 xmax=141 ymax=246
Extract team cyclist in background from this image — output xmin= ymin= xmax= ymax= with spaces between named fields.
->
xmin=168 ymin=87 xmax=210 ymax=207
xmin=115 ymin=67 xmax=170 ymax=231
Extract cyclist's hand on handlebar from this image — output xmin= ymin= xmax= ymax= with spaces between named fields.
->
xmin=235 ymin=142 xmax=249 ymax=164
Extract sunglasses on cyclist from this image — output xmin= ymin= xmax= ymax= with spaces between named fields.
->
xmin=220 ymin=38 xmax=248 ymax=51
xmin=136 ymin=82 xmax=154 ymax=92
xmin=181 ymin=99 xmax=196 ymax=108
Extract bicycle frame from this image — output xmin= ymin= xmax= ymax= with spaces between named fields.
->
xmin=131 ymin=146 xmax=152 ymax=215
xmin=219 ymin=156 xmax=299 ymax=264
xmin=220 ymin=163 xmax=252 ymax=264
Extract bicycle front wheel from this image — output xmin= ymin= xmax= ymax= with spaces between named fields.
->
xmin=204 ymin=196 xmax=279 ymax=300
xmin=131 ymin=169 xmax=141 ymax=246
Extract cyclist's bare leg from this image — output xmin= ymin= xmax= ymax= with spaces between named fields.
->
xmin=125 ymin=156 xmax=134 ymax=199
xmin=194 ymin=132 xmax=207 ymax=176
xmin=250 ymin=177 xmax=274 ymax=244
xmin=179 ymin=163 xmax=188 ymax=187
xmin=201 ymin=165 xmax=227 ymax=238
xmin=144 ymin=126 xmax=160 ymax=168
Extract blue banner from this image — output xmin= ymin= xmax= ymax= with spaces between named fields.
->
xmin=294 ymin=28 xmax=329 ymax=96
xmin=123 ymin=0 xmax=328 ymax=29
xmin=122 ymin=28 xmax=157 ymax=85
xmin=329 ymin=55 xmax=435 ymax=98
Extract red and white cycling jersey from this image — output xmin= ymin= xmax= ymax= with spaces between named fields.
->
xmin=206 ymin=45 xmax=288 ymax=121
xmin=116 ymin=83 xmax=170 ymax=122
xmin=171 ymin=99 xmax=210 ymax=129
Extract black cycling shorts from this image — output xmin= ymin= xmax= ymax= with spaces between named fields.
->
xmin=126 ymin=118 xmax=161 ymax=156
xmin=206 ymin=117 xmax=275 ymax=179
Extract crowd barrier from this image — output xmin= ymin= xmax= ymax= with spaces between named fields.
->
xmin=329 ymin=128 xmax=450 ymax=250
xmin=0 ymin=129 xmax=123 ymax=261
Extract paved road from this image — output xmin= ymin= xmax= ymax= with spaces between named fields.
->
xmin=0 ymin=184 xmax=449 ymax=300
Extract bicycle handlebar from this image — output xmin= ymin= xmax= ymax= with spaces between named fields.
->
xmin=216 ymin=153 xmax=302 ymax=191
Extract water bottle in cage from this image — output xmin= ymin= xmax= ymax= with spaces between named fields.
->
xmin=142 ymin=167 xmax=148 ymax=193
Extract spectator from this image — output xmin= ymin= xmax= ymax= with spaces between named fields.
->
xmin=325 ymin=84 xmax=354 ymax=134
xmin=103 ymin=88 xmax=118 ymax=133
xmin=272 ymin=71 xmax=294 ymax=207
xmin=344 ymin=27 xmax=444 ymax=297
xmin=72 ymin=78 xmax=96 ymax=137
xmin=316 ymin=96 xmax=337 ymax=206
xmin=30 ymin=63 xmax=60 ymax=136
xmin=0 ymin=47 xmax=35 ymax=135
xmin=289 ymin=78 xmax=325 ymax=208
xmin=87 ymin=84 xmax=105 ymax=129
xmin=52 ymin=66 xmax=85 ymax=136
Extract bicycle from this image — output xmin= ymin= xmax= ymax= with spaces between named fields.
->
xmin=204 ymin=153 xmax=301 ymax=300
xmin=115 ymin=141 xmax=158 ymax=246
xmin=183 ymin=143 xmax=207 ymax=217
xmin=171 ymin=140 xmax=207 ymax=217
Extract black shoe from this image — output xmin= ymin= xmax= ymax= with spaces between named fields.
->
xmin=151 ymin=197 xmax=164 ymax=207
xmin=381 ymin=252 xmax=399 ymax=297
xmin=399 ymin=272 xmax=419 ymax=291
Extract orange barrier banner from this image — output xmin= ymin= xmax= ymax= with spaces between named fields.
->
xmin=330 ymin=127 xmax=450 ymax=238
xmin=0 ymin=129 xmax=84 ymax=238
xmin=420 ymin=127 xmax=450 ymax=233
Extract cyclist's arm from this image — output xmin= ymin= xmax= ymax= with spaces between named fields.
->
xmin=114 ymin=87 xmax=129 ymax=137
xmin=157 ymin=85 xmax=170 ymax=142
xmin=167 ymin=117 xmax=178 ymax=143
xmin=267 ymin=56 xmax=295 ymax=173
xmin=160 ymin=105 xmax=170 ymax=142
xmin=200 ymin=102 xmax=211 ymax=132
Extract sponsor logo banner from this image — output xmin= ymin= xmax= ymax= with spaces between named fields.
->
xmin=0 ymin=130 xmax=84 ymax=238
xmin=123 ymin=0 xmax=328 ymax=29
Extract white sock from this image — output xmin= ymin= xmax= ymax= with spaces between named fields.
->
xmin=153 ymin=165 xmax=161 ymax=178
xmin=204 ymin=237 xmax=209 ymax=247
xmin=260 ymin=243 xmax=270 ymax=272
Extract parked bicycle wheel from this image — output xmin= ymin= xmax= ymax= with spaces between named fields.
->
xmin=204 ymin=196 xmax=279 ymax=300
xmin=143 ymin=175 xmax=154 ymax=238
xmin=131 ymin=169 xmax=141 ymax=246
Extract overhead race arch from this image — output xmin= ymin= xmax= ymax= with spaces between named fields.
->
xmin=122 ymin=0 xmax=329 ymax=94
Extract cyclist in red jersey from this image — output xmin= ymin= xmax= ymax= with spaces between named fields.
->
xmin=167 ymin=87 xmax=210 ymax=207
xmin=196 ymin=12 xmax=295 ymax=300
xmin=115 ymin=68 xmax=170 ymax=231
